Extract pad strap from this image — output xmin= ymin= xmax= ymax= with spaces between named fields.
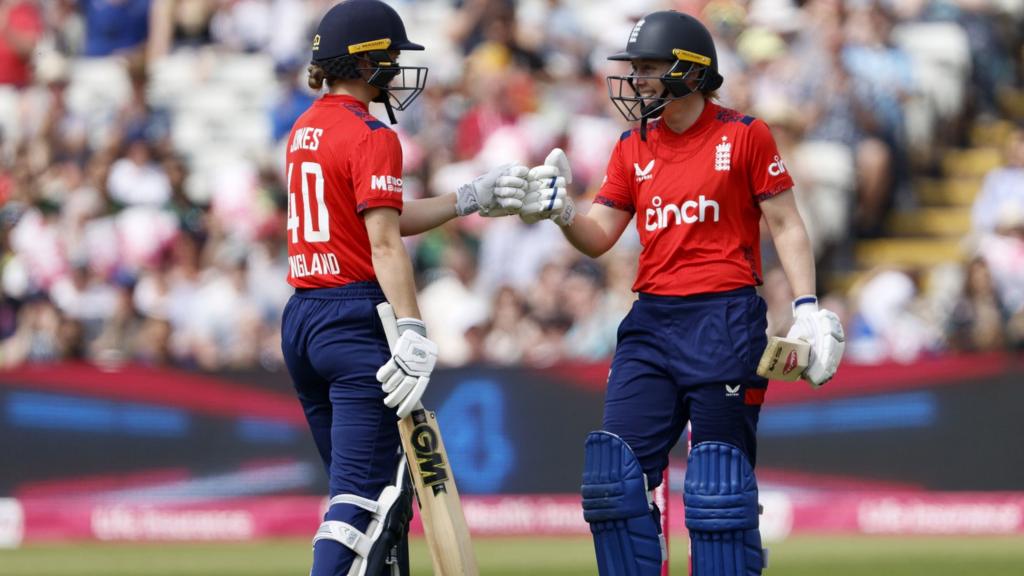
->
xmin=314 ymin=520 xmax=372 ymax=557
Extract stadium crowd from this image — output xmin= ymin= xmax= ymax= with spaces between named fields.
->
xmin=1 ymin=0 xmax=1022 ymax=371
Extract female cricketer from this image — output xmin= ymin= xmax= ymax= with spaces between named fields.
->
xmin=280 ymin=1 xmax=528 ymax=574
xmin=520 ymin=10 xmax=845 ymax=576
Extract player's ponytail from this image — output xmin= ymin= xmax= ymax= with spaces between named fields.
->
xmin=307 ymin=64 xmax=326 ymax=91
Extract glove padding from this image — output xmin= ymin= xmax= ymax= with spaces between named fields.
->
xmin=786 ymin=302 xmax=845 ymax=387
xmin=376 ymin=326 xmax=438 ymax=418
xmin=455 ymin=164 xmax=529 ymax=217
xmin=521 ymin=148 xmax=575 ymax=227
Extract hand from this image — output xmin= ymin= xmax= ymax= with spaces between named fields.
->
xmin=455 ymin=164 xmax=529 ymax=217
xmin=521 ymin=148 xmax=575 ymax=227
xmin=785 ymin=297 xmax=845 ymax=387
xmin=376 ymin=319 xmax=438 ymax=418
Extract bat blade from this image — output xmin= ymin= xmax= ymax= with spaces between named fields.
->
xmin=398 ymin=408 xmax=477 ymax=575
xmin=757 ymin=336 xmax=810 ymax=381
xmin=376 ymin=303 xmax=479 ymax=575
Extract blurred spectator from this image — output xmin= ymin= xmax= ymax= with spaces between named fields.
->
xmin=847 ymin=268 xmax=940 ymax=364
xmin=0 ymin=0 xmax=1021 ymax=372
xmin=482 ymin=285 xmax=540 ymax=365
xmin=972 ymin=124 xmax=1024 ymax=234
xmin=0 ymin=0 xmax=44 ymax=87
xmin=106 ymin=137 xmax=172 ymax=206
xmin=946 ymin=257 xmax=1008 ymax=352
xmin=561 ymin=259 xmax=618 ymax=360
xmin=80 ymin=0 xmax=151 ymax=57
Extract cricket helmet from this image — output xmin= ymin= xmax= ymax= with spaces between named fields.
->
xmin=311 ymin=0 xmax=428 ymax=123
xmin=606 ymin=11 xmax=724 ymax=133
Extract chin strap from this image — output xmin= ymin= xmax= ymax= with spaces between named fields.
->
xmin=381 ymin=96 xmax=398 ymax=125
xmin=639 ymin=88 xmax=671 ymax=141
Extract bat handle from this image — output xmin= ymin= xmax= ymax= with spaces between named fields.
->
xmin=376 ymin=302 xmax=400 ymax=353
xmin=376 ymin=302 xmax=425 ymax=413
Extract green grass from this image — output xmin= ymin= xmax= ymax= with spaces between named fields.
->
xmin=2 ymin=535 xmax=1023 ymax=575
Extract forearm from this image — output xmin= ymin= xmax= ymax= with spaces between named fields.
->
xmin=399 ymin=193 xmax=458 ymax=236
xmin=561 ymin=214 xmax=617 ymax=259
xmin=771 ymin=222 xmax=816 ymax=297
xmin=372 ymin=245 xmax=422 ymax=319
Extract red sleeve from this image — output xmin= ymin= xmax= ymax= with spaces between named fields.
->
xmin=593 ymin=138 xmax=635 ymax=214
xmin=351 ymin=128 xmax=404 ymax=214
xmin=11 ymin=4 xmax=44 ymax=38
xmin=746 ymin=120 xmax=795 ymax=203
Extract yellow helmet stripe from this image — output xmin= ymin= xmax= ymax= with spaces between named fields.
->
xmin=672 ymin=48 xmax=711 ymax=66
xmin=348 ymin=38 xmax=392 ymax=54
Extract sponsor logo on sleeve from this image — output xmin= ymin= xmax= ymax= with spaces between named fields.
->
xmin=370 ymin=175 xmax=404 ymax=194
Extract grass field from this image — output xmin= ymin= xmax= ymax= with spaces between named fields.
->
xmin=2 ymin=535 xmax=1024 ymax=575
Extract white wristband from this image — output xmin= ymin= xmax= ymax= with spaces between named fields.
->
xmin=396 ymin=317 xmax=427 ymax=338
xmin=792 ymin=295 xmax=818 ymax=316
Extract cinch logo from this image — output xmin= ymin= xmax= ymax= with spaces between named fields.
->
xmin=371 ymin=175 xmax=403 ymax=194
xmin=634 ymin=160 xmax=655 ymax=183
xmin=768 ymin=155 xmax=787 ymax=177
xmin=644 ymin=195 xmax=720 ymax=231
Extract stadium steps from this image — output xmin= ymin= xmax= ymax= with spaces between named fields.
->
xmin=998 ymin=86 xmax=1024 ymax=120
xmin=913 ymin=177 xmax=982 ymax=206
xmin=969 ymin=119 xmax=1016 ymax=149
xmin=940 ymin=147 xmax=1002 ymax=178
xmin=854 ymin=237 xmax=966 ymax=268
xmin=830 ymin=116 xmax=1003 ymax=296
xmin=885 ymin=207 xmax=972 ymax=236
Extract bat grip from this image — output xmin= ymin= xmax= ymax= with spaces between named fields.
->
xmin=376 ymin=302 xmax=425 ymax=412
xmin=376 ymin=302 xmax=400 ymax=353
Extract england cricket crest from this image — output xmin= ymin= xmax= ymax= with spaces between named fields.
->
xmin=715 ymin=136 xmax=731 ymax=171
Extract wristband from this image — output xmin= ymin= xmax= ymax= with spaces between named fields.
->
xmin=396 ymin=317 xmax=427 ymax=338
xmin=792 ymin=295 xmax=818 ymax=316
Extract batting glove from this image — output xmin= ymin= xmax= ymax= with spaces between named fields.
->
xmin=376 ymin=318 xmax=438 ymax=418
xmin=455 ymin=164 xmax=529 ymax=217
xmin=785 ymin=296 xmax=845 ymax=387
xmin=521 ymin=148 xmax=575 ymax=227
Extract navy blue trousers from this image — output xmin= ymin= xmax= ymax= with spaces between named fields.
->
xmin=281 ymin=282 xmax=400 ymax=575
xmin=603 ymin=287 xmax=769 ymax=489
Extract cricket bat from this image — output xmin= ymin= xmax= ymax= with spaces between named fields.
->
xmin=377 ymin=302 xmax=479 ymax=576
xmin=756 ymin=336 xmax=811 ymax=381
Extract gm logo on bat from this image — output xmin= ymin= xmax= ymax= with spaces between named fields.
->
xmin=411 ymin=410 xmax=450 ymax=495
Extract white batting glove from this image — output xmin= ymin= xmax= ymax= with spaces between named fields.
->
xmin=376 ymin=318 xmax=438 ymax=418
xmin=455 ymin=164 xmax=529 ymax=217
xmin=785 ymin=296 xmax=846 ymax=387
xmin=521 ymin=148 xmax=576 ymax=227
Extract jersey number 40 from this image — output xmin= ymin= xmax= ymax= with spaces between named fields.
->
xmin=287 ymin=161 xmax=330 ymax=243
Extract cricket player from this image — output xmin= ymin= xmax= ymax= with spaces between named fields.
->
xmin=520 ymin=11 xmax=845 ymax=576
xmin=280 ymin=1 xmax=529 ymax=574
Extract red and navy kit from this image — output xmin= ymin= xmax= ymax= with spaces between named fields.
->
xmin=595 ymin=101 xmax=794 ymax=296
xmin=281 ymin=95 xmax=404 ymax=574
xmin=285 ymin=94 xmax=404 ymax=288
xmin=597 ymin=102 xmax=792 ymax=492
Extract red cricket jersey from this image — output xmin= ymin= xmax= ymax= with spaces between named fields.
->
xmin=594 ymin=101 xmax=794 ymax=296
xmin=284 ymin=94 xmax=404 ymax=288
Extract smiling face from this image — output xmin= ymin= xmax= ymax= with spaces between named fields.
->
xmin=630 ymin=58 xmax=708 ymax=98
xmin=629 ymin=59 xmax=673 ymax=97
